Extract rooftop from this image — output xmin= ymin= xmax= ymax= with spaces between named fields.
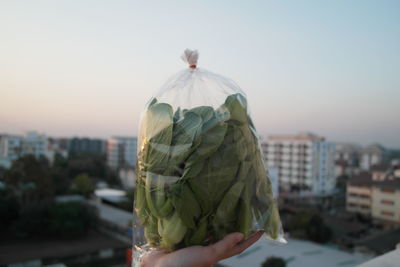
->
xmin=358 ymin=249 xmax=400 ymax=267
xmin=220 ymin=238 xmax=369 ymax=267
xmin=0 ymin=230 xmax=126 ymax=265
xmin=348 ymin=172 xmax=400 ymax=190
xmin=370 ymin=163 xmax=391 ymax=172
xmin=88 ymin=199 xmax=133 ymax=229
xmin=268 ymin=132 xmax=325 ymax=142
xmin=355 ymin=229 xmax=400 ymax=255
xmin=347 ymin=172 xmax=373 ymax=187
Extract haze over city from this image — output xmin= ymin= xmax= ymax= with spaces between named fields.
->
xmin=1 ymin=0 xmax=399 ymax=147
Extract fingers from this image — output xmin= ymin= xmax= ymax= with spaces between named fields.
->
xmin=222 ymin=231 xmax=264 ymax=259
xmin=210 ymin=232 xmax=244 ymax=261
xmin=230 ymin=230 xmax=264 ymax=256
xmin=140 ymin=249 xmax=164 ymax=267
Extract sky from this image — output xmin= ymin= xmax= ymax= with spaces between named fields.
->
xmin=1 ymin=0 xmax=399 ymax=148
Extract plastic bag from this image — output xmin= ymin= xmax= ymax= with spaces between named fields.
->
xmin=133 ymin=49 xmax=286 ymax=265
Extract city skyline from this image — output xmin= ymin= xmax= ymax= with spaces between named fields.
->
xmin=1 ymin=1 xmax=400 ymax=147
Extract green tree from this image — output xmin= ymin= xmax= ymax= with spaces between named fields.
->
xmin=51 ymin=153 xmax=71 ymax=195
xmin=72 ymin=173 xmax=95 ymax=198
xmin=4 ymin=155 xmax=54 ymax=209
xmin=66 ymin=153 xmax=120 ymax=186
xmin=0 ymin=187 xmax=19 ymax=233
xmin=48 ymin=202 xmax=98 ymax=239
xmin=305 ymin=214 xmax=332 ymax=243
xmin=261 ymin=256 xmax=286 ymax=267
xmin=15 ymin=202 xmax=50 ymax=238
xmin=285 ymin=210 xmax=313 ymax=232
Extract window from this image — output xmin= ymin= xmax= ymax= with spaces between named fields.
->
xmin=382 ymin=188 xmax=395 ymax=193
xmin=381 ymin=210 xmax=394 ymax=217
xmin=381 ymin=199 xmax=395 ymax=205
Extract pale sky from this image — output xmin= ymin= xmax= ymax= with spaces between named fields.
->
xmin=1 ymin=1 xmax=399 ymax=148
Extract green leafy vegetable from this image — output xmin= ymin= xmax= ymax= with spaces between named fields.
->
xmin=135 ymin=93 xmax=282 ymax=251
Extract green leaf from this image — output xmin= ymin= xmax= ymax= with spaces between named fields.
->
xmin=167 ymin=111 xmax=203 ymax=175
xmin=140 ymin=102 xmax=174 ymax=173
xmin=185 ymin=122 xmax=227 ymax=167
xmin=159 ymin=211 xmax=187 ymax=251
xmin=224 ymin=93 xmax=248 ymax=125
xmin=169 ymin=183 xmax=201 ymax=229
xmin=189 ymin=142 xmax=240 ymax=216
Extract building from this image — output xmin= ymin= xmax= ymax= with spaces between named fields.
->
xmin=346 ymin=167 xmax=400 ymax=224
xmin=68 ymin=137 xmax=106 ymax=155
xmin=21 ymin=131 xmax=49 ymax=159
xmin=334 ymin=143 xmax=362 ymax=178
xmin=371 ymin=179 xmax=400 ymax=223
xmin=0 ymin=132 xmax=50 ymax=168
xmin=370 ymin=163 xmax=391 ymax=181
xmin=335 ymin=142 xmax=361 ymax=167
xmin=262 ymin=132 xmax=336 ymax=195
xmin=0 ymin=134 xmax=23 ymax=168
xmin=45 ymin=138 xmax=69 ymax=163
xmin=360 ymin=144 xmax=386 ymax=171
xmin=107 ymin=137 xmax=137 ymax=170
xmin=346 ymin=172 xmax=373 ymax=215
xmin=268 ymin=167 xmax=279 ymax=197
xmin=118 ymin=168 xmax=136 ymax=189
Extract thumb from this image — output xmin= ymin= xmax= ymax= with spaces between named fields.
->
xmin=210 ymin=232 xmax=244 ymax=261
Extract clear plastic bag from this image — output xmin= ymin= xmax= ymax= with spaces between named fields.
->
xmin=133 ymin=49 xmax=286 ymax=265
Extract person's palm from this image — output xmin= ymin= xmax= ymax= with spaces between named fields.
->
xmin=141 ymin=231 xmax=264 ymax=267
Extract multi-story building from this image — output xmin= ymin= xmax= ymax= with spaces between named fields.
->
xmin=371 ymin=179 xmax=400 ymax=223
xmin=268 ymin=167 xmax=279 ymax=198
xmin=22 ymin=131 xmax=48 ymax=159
xmin=0 ymin=132 xmax=53 ymax=168
xmin=262 ymin=132 xmax=336 ymax=195
xmin=119 ymin=167 xmax=136 ymax=189
xmin=0 ymin=134 xmax=23 ymax=160
xmin=107 ymin=137 xmax=137 ymax=169
xmin=335 ymin=143 xmax=361 ymax=167
xmin=335 ymin=143 xmax=362 ymax=178
xmin=0 ymin=134 xmax=23 ymax=168
xmin=68 ymin=137 xmax=106 ymax=155
xmin=346 ymin=167 xmax=400 ymax=224
xmin=346 ymin=172 xmax=372 ymax=215
xmin=360 ymin=144 xmax=386 ymax=171
xmin=46 ymin=138 xmax=69 ymax=163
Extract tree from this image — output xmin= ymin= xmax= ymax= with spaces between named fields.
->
xmin=4 ymin=155 xmax=54 ymax=210
xmin=0 ymin=187 xmax=19 ymax=233
xmin=305 ymin=214 xmax=332 ymax=243
xmin=48 ymin=202 xmax=98 ymax=239
xmin=66 ymin=153 xmax=121 ymax=186
xmin=261 ymin=256 xmax=286 ymax=267
xmin=0 ymin=166 xmax=6 ymax=179
xmin=15 ymin=202 xmax=50 ymax=238
xmin=72 ymin=173 xmax=94 ymax=198
xmin=285 ymin=210 xmax=313 ymax=232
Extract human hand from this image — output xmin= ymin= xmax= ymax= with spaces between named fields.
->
xmin=140 ymin=231 xmax=264 ymax=267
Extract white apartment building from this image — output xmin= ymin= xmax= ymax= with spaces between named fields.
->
xmin=0 ymin=132 xmax=50 ymax=168
xmin=22 ymin=131 xmax=49 ymax=159
xmin=335 ymin=143 xmax=361 ymax=166
xmin=107 ymin=137 xmax=137 ymax=169
xmin=0 ymin=134 xmax=23 ymax=160
xmin=360 ymin=144 xmax=386 ymax=171
xmin=119 ymin=167 xmax=136 ymax=189
xmin=262 ymin=132 xmax=336 ymax=195
xmin=0 ymin=134 xmax=23 ymax=168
